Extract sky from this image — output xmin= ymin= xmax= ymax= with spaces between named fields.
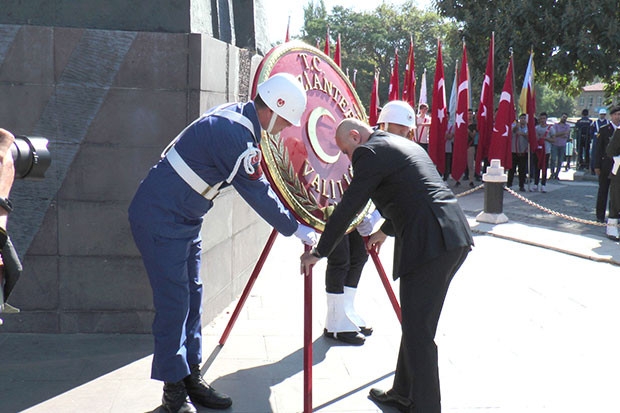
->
xmin=264 ymin=0 xmax=433 ymax=44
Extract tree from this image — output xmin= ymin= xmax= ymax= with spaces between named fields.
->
xmin=434 ymin=0 xmax=620 ymax=101
xmin=299 ymin=0 xmax=460 ymax=112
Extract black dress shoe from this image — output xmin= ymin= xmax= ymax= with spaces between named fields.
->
xmin=369 ymin=388 xmax=412 ymax=412
xmin=162 ymin=381 xmax=197 ymax=413
xmin=184 ymin=364 xmax=232 ymax=409
xmin=323 ymin=328 xmax=365 ymax=345
xmin=359 ymin=326 xmax=373 ymax=336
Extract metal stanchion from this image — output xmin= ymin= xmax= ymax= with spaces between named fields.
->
xmin=303 ymin=244 xmax=313 ymax=413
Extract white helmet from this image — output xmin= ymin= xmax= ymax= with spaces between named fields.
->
xmin=257 ymin=73 xmax=307 ymax=127
xmin=377 ymin=100 xmax=416 ymax=128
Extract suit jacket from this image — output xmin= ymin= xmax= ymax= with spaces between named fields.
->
xmin=594 ymin=123 xmax=616 ymax=173
xmin=316 ymin=130 xmax=474 ymax=280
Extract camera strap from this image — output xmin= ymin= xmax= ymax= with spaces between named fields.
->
xmin=163 ymin=105 xmax=258 ymax=201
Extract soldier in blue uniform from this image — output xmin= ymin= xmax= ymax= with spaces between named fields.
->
xmin=129 ymin=73 xmax=317 ymax=413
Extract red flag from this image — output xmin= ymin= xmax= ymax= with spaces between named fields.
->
xmin=388 ymin=48 xmax=400 ymax=101
xmin=334 ymin=34 xmax=341 ymax=67
xmin=488 ymin=56 xmax=515 ymax=170
xmin=451 ymin=42 xmax=470 ymax=181
xmin=402 ymin=36 xmax=416 ymax=109
xmin=475 ymin=33 xmax=494 ymax=174
xmin=369 ymin=70 xmax=380 ymax=126
xmin=429 ymin=39 xmax=447 ymax=173
xmin=324 ymin=27 xmax=330 ymax=57
xmin=285 ymin=16 xmax=291 ymax=42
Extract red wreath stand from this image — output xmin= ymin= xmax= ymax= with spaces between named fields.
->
xmin=218 ymin=228 xmax=401 ymax=412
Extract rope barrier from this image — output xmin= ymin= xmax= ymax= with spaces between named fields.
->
xmin=453 ymin=181 xmax=614 ymax=228
xmin=454 ymin=183 xmax=484 ymax=198
xmin=503 ymin=186 xmax=608 ymax=227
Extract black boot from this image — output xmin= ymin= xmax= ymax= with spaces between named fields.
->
xmin=162 ymin=381 xmax=197 ymax=413
xmin=184 ymin=364 xmax=232 ymax=409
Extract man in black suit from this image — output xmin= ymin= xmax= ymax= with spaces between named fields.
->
xmin=594 ymin=106 xmax=620 ymax=225
xmin=301 ymin=118 xmax=474 ymax=412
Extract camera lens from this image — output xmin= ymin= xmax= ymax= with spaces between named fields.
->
xmin=10 ymin=135 xmax=51 ymax=179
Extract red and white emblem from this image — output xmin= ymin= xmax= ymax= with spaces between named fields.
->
xmin=252 ymin=41 xmax=370 ymax=232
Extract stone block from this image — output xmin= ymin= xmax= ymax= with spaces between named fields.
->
xmin=85 ymin=88 xmax=187 ymax=148
xmin=201 ymin=37 xmax=229 ymax=93
xmin=0 ymin=25 xmax=54 ymax=84
xmin=231 ymin=220 xmax=271 ymax=277
xmin=113 ymin=32 xmax=188 ymax=90
xmin=201 ymin=188 xmax=234 ymax=251
xmin=59 ymin=310 xmax=153 ymax=334
xmin=0 ymin=84 xmax=54 ymax=134
xmin=26 ymin=201 xmax=59 ymax=256
xmin=58 ymin=200 xmax=136 ymax=256
xmin=59 ymin=256 xmax=152 ymax=311
xmin=7 ymin=255 xmax=59 ymax=311
xmin=58 ymin=144 xmax=161 ymax=202
xmin=53 ymin=27 xmax=84 ymax=82
xmin=0 ymin=311 xmax=60 ymax=333
xmin=202 ymin=238 xmax=233 ymax=305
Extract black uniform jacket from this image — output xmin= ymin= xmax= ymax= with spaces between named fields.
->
xmin=315 ymin=130 xmax=474 ymax=280
xmin=594 ymin=123 xmax=616 ymax=175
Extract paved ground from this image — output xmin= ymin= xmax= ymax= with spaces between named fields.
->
xmin=1 ymin=167 xmax=619 ymax=413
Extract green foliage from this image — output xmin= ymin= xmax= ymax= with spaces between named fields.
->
xmin=292 ymin=0 xmax=615 ymax=116
xmin=434 ymin=0 xmax=620 ymax=100
xmin=299 ymin=0 xmax=460 ymax=108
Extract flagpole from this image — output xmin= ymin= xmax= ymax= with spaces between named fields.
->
xmin=526 ymin=46 xmax=533 ymax=192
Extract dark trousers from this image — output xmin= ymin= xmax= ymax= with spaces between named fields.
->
xmin=325 ymin=231 xmax=369 ymax=293
xmin=532 ymin=153 xmax=550 ymax=186
xmin=443 ymin=152 xmax=453 ymax=181
xmin=609 ymin=178 xmax=620 ymax=219
xmin=507 ymin=153 xmax=527 ymax=189
xmin=392 ymin=246 xmax=470 ymax=413
xmin=130 ymin=222 xmax=203 ymax=382
xmin=596 ymin=169 xmax=611 ymax=221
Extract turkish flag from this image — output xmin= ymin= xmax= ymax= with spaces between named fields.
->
xmin=475 ymin=33 xmax=494 ymax=174
xmin=451 ymin=43 xmax=469 ymax=181
xmin=388 ymin=48 xmax=400 ymax=101
xmin=334 ymin=34 xmax=341 ymax=67
xmin=324 ymin=27 xmax=330 ymax=57
xmin=402 ymin=36 xmax=416 ymax=109
xmin=429 ymin=39 xmax=447 ymax=173
xmin=488 ymin=56 xmax=515 ymax=170
xmin=369 ymin=71 xmax=380 ymax=126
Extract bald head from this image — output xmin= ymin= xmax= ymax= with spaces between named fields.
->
xmin=335 ymin=118 xmax=373 ymax=161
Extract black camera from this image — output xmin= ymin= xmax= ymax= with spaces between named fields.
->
xmin=10 ymin=135 xmax=51 ymax=179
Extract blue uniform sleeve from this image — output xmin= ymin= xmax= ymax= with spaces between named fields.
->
xmin=174 ymin=105 xmax=299 ymax=236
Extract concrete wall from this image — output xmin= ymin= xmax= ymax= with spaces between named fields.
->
xmin=0 ymin=24 xmax=272 ymax=333
xmin=0 ymin=0 xmax=264 ymax=51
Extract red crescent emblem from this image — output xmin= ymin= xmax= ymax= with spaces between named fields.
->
xmin=252 ymin=41 xmax=370 ymax=232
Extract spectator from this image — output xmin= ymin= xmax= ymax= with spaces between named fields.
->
xmin=415 ymin=103 xmax=431 ymax=152
xmin=549 ymin=113 xmax=570 ymax=180
xmin=574 ymin=109 xmax=592 ymax=170
xmin=508 ymin=114 xmax=528 ymax=191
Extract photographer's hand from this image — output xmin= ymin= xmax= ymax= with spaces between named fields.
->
xmin=0 ymin=129 xmax=15 ymax=230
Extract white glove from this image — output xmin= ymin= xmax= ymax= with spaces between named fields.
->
xmin=294 ymin=223 xmax=318 ymax=246
xmin=357 ymin=210 xmax=381 ymax=237
xmin=612 ymin=155 xmax=620 ymax=175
